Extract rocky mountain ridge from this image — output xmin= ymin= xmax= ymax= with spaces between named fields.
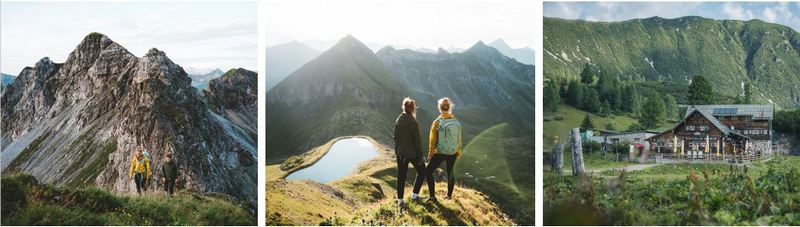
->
xmin=1 ymin=33 xmax=257 ymax=210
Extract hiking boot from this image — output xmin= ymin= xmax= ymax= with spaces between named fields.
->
xmin=426 ymin=197 xmax=438 ymax=203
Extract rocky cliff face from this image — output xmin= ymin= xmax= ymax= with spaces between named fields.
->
xmin=204 ymin=68 xmax=258 ymax=141
xmin=1 ymin=33 xmax=257 ymax=209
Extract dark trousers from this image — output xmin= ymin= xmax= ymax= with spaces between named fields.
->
xmin=396 ymin=156 xmax=429 ymax=199
xmin=134 ymin=173 xmax=145 ymax=194
xmin=164 ymin=178 xmax=176 ymax=196
xmin=426 ymin=154 xmax=456 ymax=198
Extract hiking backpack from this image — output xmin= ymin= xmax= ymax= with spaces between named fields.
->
xmin=142 ymin=151 xmax=151 ymax=173
xmin=436 ymin=118 xmax=462 ymax=155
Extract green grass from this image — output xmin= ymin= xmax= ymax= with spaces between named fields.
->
xmin=1 ymin=174 xmax=255 ymax=226
xmin=550 ymin=150 xmax=637 ymax=172
xmin=544 ymin=104 xmax=637 ymax=150
xmin=454 ymin=123 xmax=535 ymax=225
xmin=545 ymin=156 xmax=800 ymax=225
xmin=69 ymin=139 xmax=117 ymax=187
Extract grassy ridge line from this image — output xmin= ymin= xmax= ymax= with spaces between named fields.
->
xmin=1 ymin=174 xmax=255 ymax=226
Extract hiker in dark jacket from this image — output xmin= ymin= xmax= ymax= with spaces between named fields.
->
xmin=161 ymin=153 xmax=179 ymax=197
xmin=394 ymin=97 xmax=433 ymax=207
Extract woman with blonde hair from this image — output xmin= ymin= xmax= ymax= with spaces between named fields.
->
xmin=425 ymin=97 xmax=462 ymax=201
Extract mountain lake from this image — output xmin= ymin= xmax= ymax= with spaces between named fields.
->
xmin=286 ymin=137 xmax=378 ymax=183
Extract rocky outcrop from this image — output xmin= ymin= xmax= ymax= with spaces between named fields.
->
xmin=1 ymin=33 xmax=257 ymax=209
xmin=204 ymin=68 xmax=258 ymax=139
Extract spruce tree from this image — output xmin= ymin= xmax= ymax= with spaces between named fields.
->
xmin=688 ymin=75 xmax=714 ymax=104
xmin=580 ymin=64 xmax=595 ymax=84
xmin=544 ymin=82 xmax=560 ymax=112
xmin=583 ymin=88 xmax=601 ymax=113
xmin=581 ymin=114 xmax=595 ymax=130
xmin=641 ymin=92 xmax=666 ymax=129
xmin=663 ymin=94 xmax=678 ymax=121
xmin=567 ymin=80 xmax=583 ymax=108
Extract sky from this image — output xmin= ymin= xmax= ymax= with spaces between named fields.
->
xmin=1 ymin=2 xmax=257 ymax=75
xmin=544 ymin=2 xmax=800 ymax=32
xmin=265 ymin=0 xmax=536 ymax=50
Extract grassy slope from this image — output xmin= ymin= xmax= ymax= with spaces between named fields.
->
xmin=544 ymin=104 xmax=637 ymax=150
xmin=1 ymin=174 xmax=255 ymax=226
xmin=454 ymin=123 xmax=535 ymax=224
xmin=544 ymin=156 xmax=800 ymax=225
xmin=266 ymin=138 xmax=514 ymax=225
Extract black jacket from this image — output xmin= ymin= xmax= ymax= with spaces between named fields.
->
xmin=162 ymin=160 xmax=178 ymax=180
xmin=394 ymin=112 xmax=423 ymax=159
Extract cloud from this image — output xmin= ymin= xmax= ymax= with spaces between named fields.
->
xmin=544 ymin=2 xmax=800 ymax=32
xmin=722 ymin=2 xmax=755 ymax=21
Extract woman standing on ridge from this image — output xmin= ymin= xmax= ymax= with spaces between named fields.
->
xmin=393 ymin=97 xmax=433 ymax=208
xmin=426 ymin=97 xmax=463 ymax=202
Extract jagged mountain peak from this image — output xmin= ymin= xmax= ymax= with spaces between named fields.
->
xmin=466 ymin=40 xmax=506 ymax=59
xmin=471 ymin=40 xmax=487 ymax=48
xmin=489 ymin=39 xmax=511 ymax=49
xmin=436 ymin=47 xmax=450 ymax=55
xmin=210 ymin=68 xmax=224 ymax=75
xmin=221 ymin=68 xmax=252 ymax=78
xmin=34 ymin=57 xmax=55 ymax=68
xmin=330 ymin=35 xmax=373 ymax=55
xmin=376 ymin=45 xmax=396 ymax=55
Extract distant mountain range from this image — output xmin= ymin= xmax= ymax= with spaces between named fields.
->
xmin=188 ymin=68 xmax=224 ymax=89
xmin=266 ymin=41 xmax=321 ymax=91
xmin=544 ymin=16 xmax=800 ymax=108
xmin=266 ymin=35 xmax=534 ymax=162
xmin=266 ymin=38 xmax=534 ymax=92
xmin=1 ymin=33 xmax=258 ymax=210
xmin=489 ymin=39 xmax=535 ymax=65
xmin=2 ymin=73 xmax=15 ymax=86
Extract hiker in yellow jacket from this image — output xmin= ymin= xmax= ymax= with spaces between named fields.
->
xmin=425 ymin=97 xmax=463 ymax=202
xmin=129 ymin=149 xmax=151 ymax=195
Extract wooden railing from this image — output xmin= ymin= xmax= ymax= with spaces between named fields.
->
xmin=655 ymin=152 xmax=775 ymax=164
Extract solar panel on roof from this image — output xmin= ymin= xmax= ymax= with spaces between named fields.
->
xmin=713 ymin=108 xmax=737 ymax=115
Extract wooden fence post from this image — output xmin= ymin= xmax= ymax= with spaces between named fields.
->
xmin=553 ymin=143 xmax=564 ymax=173
xmin=571 ymin=128 xmax=585 ymax=176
